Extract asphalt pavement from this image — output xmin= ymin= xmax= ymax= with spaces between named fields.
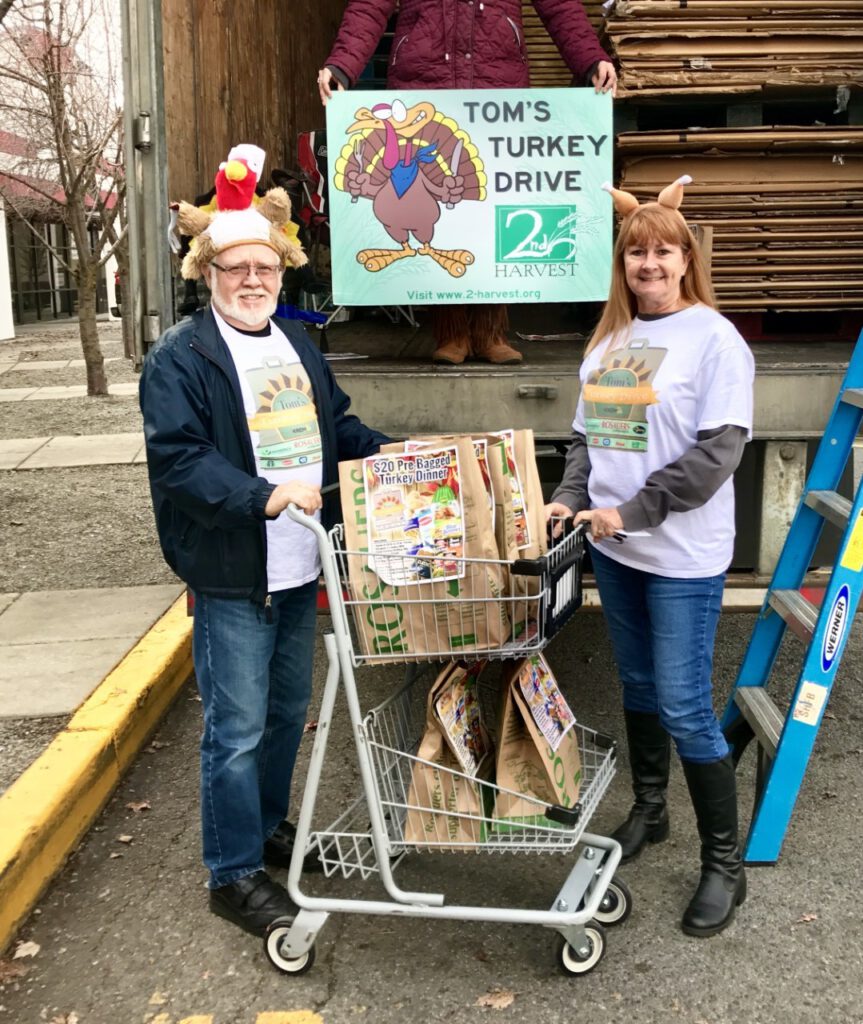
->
xmin=1 ymin=610 xmax=861 ymax=1024
xmin=1 ymin=322 xmax=859 ymax=1023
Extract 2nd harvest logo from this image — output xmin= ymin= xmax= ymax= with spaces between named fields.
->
xmin=495 ymin=205 xmax=578 ymax=263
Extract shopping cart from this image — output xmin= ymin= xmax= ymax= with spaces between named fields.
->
xmin=265 ymin=509 xmax=630 ymax=978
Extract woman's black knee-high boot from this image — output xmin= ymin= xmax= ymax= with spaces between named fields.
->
xmin=612 ymin=710 xmax=671 ymax=862
xmin=681 ymin=754 xmax=747 ymax=937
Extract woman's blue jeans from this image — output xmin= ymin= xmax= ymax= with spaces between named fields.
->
xmin=192 ymin=581 xmax=318 ymax=888
xmin=590 ymin=545 xmax=729 ymax=765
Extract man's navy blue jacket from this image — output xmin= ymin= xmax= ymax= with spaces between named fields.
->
xmin=139 ymin=307 xmax=389 ymax=603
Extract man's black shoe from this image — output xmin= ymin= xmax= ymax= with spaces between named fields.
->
xmin=264 ymin=820 xmax=324 ymax=873
xmin=209 ymin=870 xmax=297 ymax=937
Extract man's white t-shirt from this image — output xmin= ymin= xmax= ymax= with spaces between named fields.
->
xmin=574 ymin=304 xmax=754 ymax=578
xmin=215 ymin=309 xmax=323 ymax=591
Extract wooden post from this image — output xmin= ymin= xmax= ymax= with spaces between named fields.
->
xmin=161 ymin=0 xmax=347 ymax=202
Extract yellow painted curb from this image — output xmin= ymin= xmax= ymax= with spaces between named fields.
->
xmin=0 ymin=594 xmax=193 ymax=953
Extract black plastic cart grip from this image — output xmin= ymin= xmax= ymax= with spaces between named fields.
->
xmin=511 ymin=556 xmax=547 ymax=577
xmin=545 ymin=802 xmax=582 ymax=827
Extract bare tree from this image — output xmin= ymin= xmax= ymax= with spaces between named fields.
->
xmin=0 ymin=0 xmax=126 ymax=395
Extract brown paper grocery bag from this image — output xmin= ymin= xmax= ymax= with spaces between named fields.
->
xmin=404 ymin=663 xmax=493 ymax=846
xmin=493 ymin=655 xmax=581 ymax=832
xmin=510 ymin=429 xmax=548 ymax=561
xmin=496 ymin=429 xmax=547 ymax=639
xmin=338 ymin=437 xmax=509 ymax=662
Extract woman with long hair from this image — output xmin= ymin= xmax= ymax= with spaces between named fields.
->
xmin=546 ymin=176 xmax=754 ymax=937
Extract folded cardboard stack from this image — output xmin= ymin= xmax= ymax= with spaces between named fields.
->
xmin=618 ymin=126 xmax=863 ymax=310
xmin=604 ymin=0 xmax=863 ymax=96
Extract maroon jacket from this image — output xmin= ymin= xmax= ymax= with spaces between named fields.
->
xmin=325 ymin=0 xmax=611 ymax=91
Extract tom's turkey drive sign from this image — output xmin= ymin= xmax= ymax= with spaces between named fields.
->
xmin=327 ymin=88 xmax=613 ymax=306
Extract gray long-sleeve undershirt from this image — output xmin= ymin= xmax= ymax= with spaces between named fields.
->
xmin=551 ymin=424 xmax=749 ymax=532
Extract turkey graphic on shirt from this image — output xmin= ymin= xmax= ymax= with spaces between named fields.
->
xmin=244 ymin=359 xmax=323 ymax=470
xmin=582 ymin=341 xmax=667 ymax=453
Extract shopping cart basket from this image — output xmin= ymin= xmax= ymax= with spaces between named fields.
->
xmin=264 ymin=508 xmax=630 ymax=978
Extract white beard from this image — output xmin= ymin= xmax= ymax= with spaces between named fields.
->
xmin=209 ymin=273 xmax=279 ymax=328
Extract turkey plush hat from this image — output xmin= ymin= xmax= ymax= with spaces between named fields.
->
xmin=176 ymin=144 xmax=307 ymax=280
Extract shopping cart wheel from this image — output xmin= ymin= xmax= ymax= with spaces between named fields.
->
xmin=593 ymin=877 xmax=632 ymax=927
xmin=556 ymin=922 xmax=606 ymax=976
xmin=264 ymin=918 xmax=316 ymax=976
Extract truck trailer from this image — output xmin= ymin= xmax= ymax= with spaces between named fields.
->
xmin=120 ymin=0 xmax=863 ymax=579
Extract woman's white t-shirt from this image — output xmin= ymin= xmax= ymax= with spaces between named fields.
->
xmin=216 ymin=309 xmax=323 ymax=591
xmin=574 ymin=304 xmax=754 ymax=578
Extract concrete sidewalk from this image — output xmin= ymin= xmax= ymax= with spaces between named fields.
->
xmin=0 ymin=356 xmax=123 ymax=375
xmin=0 ymin=585 xmax=185 ymax=718
xmin=0 ymin=584 xmax=193 ymax=951
xmin=0 ymin=382 xmax=138 ymax=401
xmin=0 ymin=432 xmax=145 ymax=469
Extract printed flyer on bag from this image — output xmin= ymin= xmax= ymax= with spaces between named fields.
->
xmin=325 ymin=87 xmax=613 ymax=306
xmin=434 ymin=663 xmax=491 ymax=778
xmin=516 ymin=655 xmax=576 ymax=753
xmin=406 ymin=437 xmax=495 ymax=533
xmin=364 ymin=445 xmax=465 ymax=586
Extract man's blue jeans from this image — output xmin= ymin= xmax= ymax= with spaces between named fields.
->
xmin=192 ymin=581 xmax=318 ymax=888
xmin=590 ymin=545 xmax=729 ymax=764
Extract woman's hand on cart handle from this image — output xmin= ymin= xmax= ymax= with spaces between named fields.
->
xmin=544 ymin=501 xmax=575 ymax=539
xmin=574 ymin=507 xmax=624 ymax=542
xmin=265 ymin=482 xmax=323 ymax=518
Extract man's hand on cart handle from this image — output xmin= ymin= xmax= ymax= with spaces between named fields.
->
xmin=265 ymin=482 xmax=323 ymax=518
xmin=574 ymin=507 xmax=624 ymax=542
xmin=544 ymin=501 xmax=575 ymax=539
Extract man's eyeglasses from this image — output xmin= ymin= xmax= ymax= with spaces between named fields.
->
xmin=210 ymin=261 xmax=282 ymax=281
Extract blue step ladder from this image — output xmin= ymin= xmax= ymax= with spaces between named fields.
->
xmin=721 ymin=328 xmax=863 ymax=864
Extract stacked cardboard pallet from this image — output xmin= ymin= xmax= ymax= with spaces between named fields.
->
xmin=618 ymin=127 xmax=863 ymax=310
xmin=605 ymin=0 xmax=863 ymax=96
xmin=523 ymin=0 xmax=607 ymax=87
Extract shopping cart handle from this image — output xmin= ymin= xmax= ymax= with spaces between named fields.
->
xmin=511 ymin=555 xmax=547 ymax=577
xmin=512 ymin=523 xmax=585 ymax=578
xmin=545 ymin=802 xmax=582 ymax=827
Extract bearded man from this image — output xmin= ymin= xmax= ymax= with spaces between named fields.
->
xmin=140 ymin=147 xmax=389 ymax=938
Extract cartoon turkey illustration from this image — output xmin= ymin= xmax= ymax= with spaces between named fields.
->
xmin=334 ymin=98 xmax=486 ymax=278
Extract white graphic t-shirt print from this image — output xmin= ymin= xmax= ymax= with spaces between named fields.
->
xmin=217 ymin=310 xmax=323 ymax=590
xmin=244 ymin=355 xmax=323 ymax=471
xmin=575 ymin=305 xmax=754 ymax=578
xmin=583 ymin=343 xmax=668 ymax=453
